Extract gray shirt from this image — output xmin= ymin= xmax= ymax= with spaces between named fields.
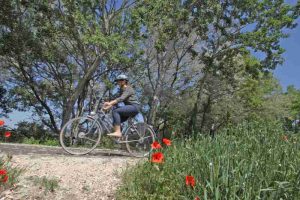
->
xmin=115 ymin=86 xmax=140 ymax=105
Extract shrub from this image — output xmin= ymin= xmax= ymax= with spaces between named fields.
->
xmin=117 ymin=121 xmax=300 ymax=200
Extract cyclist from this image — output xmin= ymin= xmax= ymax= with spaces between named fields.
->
xmin=103 ymin=74 xmax=141 ymax=137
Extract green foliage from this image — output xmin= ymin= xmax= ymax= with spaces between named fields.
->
xmin=42 ymin=138 xmax=60 ymax=146
xmin=97 ymin=136 xmax=115 ymax=149
xmin=286 ymin=86 xmax=300 ymax=118
xmin=22 ymin=137 xmax=59 ymax=146
xmin=117 ymin=121 xmax=300 ymax=199
xmin=238 ymin=72 xmax=282 ymax=115
xmin=22 ymin=137 xmax=40 ymax=145
xmin=0 ymin=0 xmax=299 ymax=144
xmin=0 ymin=85 xmax=12 ymax=117
xmin=2 ymin=121 xmax=59 ymax=145
xmin=0 ymin=0 xmax=140 ymax=132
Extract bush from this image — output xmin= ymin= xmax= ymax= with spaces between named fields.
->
xmin=117 ymin=121 xmax=300 ymax=200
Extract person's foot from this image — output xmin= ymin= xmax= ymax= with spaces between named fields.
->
xmin=107 ymin=132 xmax=122 ymax=138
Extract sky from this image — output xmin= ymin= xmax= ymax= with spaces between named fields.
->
xmin=274 ymin=0 xmax=300 ymax=89
xmin=2 ymin=0 xmax=300 ymax=127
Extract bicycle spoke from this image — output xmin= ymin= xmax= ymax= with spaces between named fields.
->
xmin=82 ymin=136 xmax=98 ymax=143
xmin=125 ymin=123 xmax=155 ymax=157
xmin=60 ymin=116 xmax=102 ymax=155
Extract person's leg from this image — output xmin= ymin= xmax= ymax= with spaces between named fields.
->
xmin=108 ymin=105 xmax=139 ymax=137
xmin=120 ymin=116 xmax=129 ymax=124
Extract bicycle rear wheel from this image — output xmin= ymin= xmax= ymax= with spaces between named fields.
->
xmin=125 ymin=123 xmax=155 ymax=157
xmin=60 ymin=116 xmax=102 ymax=155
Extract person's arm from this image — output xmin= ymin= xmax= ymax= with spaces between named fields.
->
xmin=114 ymin=87 xmax=134 ymax=103
xmin=103 ymin=87 xmax=133 ymax=109
xmin=106 ymin=99 xmax=118 ymax=106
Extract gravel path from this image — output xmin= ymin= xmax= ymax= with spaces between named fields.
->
xmin=0 ymin=143 xmax=140 ymax=200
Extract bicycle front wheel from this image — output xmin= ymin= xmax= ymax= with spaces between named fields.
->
xmin=60 ymin=116 xmax=102 ymax=155
xmin=125 ymin=123 xmax=155 ymax=157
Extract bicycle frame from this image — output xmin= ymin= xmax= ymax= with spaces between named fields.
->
xmin=87 ymin=98 xmax=157 ymax=142
xmin=87 ymin=110 xmax=112 ymax=134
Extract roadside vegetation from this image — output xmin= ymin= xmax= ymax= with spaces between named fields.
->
xmin=117 ymin=121 xmax=300 ymax=199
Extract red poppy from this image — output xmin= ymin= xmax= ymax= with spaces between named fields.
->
xmin=0 ymin=169 xmax=7 ymax=175
xmin=4 ymin=131 xmax=11 ymax=138
xmin=162 ymin=138 xmax=171 ymax=146
xmin=151 ymin=141 xmax=162 ymax=149
xmin=0 ymin=169 xmax=8 ymax=183
xmin=282 ymin=135 xmax=288 ymax=141
xmin=151 ymin=152 xmax=164 ymax=163
xmin=186 ymin=175 xmax=195 ymax=187
xmin=195 ymin=197 xmax=200 ymax=200
xmin=1 ymin=175 xmax=8 ymax=183
xmin=0 ymin=120 xmax=4 ymax=126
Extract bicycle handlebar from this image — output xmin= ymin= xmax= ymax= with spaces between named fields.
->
xmin=92 ymin=98 xmax=106 ymax=114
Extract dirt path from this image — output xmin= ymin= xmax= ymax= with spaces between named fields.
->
xmin=0 ymin=143 xmax=140 ymax=200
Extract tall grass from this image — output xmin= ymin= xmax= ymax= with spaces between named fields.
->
xmin=117 ymin=121 xmax=300 ymax=200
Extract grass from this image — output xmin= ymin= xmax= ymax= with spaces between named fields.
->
xmin=22 ymin=137 xmax=60 ymax=146
xmin=116 ymin=121 xmax=300 ymax=200
xmin=28 ymin=175 xmax=59 ymax=194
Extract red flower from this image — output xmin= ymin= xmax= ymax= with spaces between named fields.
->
xmin=186 ymin=175 xmax=196 ymax=187
xmin=0 ymin=120 xmax=4 ymax=126
xmin=0 ymin=169 xmax=7 ymax=175
xmin=1 ymin=175 xmax=8 ymax=183
xmin=4 ymin=131 xmax=11 ymax=138
xmin=0 ymin=169 xmax=8 ymax=183
xmin=162 ymin=138 xmax=171 ymax=146
xmin=195 ymin=197 xmax=200 ymax=200
xmin=282 ymin=135 xmax=288 ymax=141
xmin=151 ymin=152 xmax=164 ymax=163
xmin=151 ymin=141 xmax=162 ymax=149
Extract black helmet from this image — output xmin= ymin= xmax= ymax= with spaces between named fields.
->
xmin=115 ymin=74 xmax=129 ymax=82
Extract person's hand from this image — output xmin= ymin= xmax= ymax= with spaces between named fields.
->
xmin=103 ymin=102 xmax=112 ymax=111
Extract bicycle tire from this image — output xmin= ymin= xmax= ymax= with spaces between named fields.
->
xmin=125 ymin=123 xmax=155 ymax=157
xmin=60 ymin=116 xmax=102 ymax=155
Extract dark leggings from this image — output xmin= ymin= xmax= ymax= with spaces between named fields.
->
xmin=112 ymin=104 xmax=139 ymax=126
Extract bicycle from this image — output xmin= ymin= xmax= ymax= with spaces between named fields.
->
xmin=59 ymin=99 xmax=156 ymax=157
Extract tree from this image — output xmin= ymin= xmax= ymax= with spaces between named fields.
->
xmin=0 ymin=85 xmax=11 ymax=117
xmin=130 ymin=0 xmax=299 ymax=134
xmin=286 ymin=85 xmax=300 ymax=119
xmin=0 ymin=0 xmax=299 ymax=136
xmin=0 ymin=0 xmax=140 ymax=133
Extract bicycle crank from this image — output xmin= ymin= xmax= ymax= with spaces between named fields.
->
xmin=78 ymin=132 xmax=86 ymax=138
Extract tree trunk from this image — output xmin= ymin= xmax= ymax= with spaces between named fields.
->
xmin=147 ymin=94 xmax=160 ymax=125
xmin=187 ymin=73 xmax=207 ymax=134
xmin=61 ymin=56 xmax=103 ymax=127
xmin=200 ymin=94 xmax=212 ymax=132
